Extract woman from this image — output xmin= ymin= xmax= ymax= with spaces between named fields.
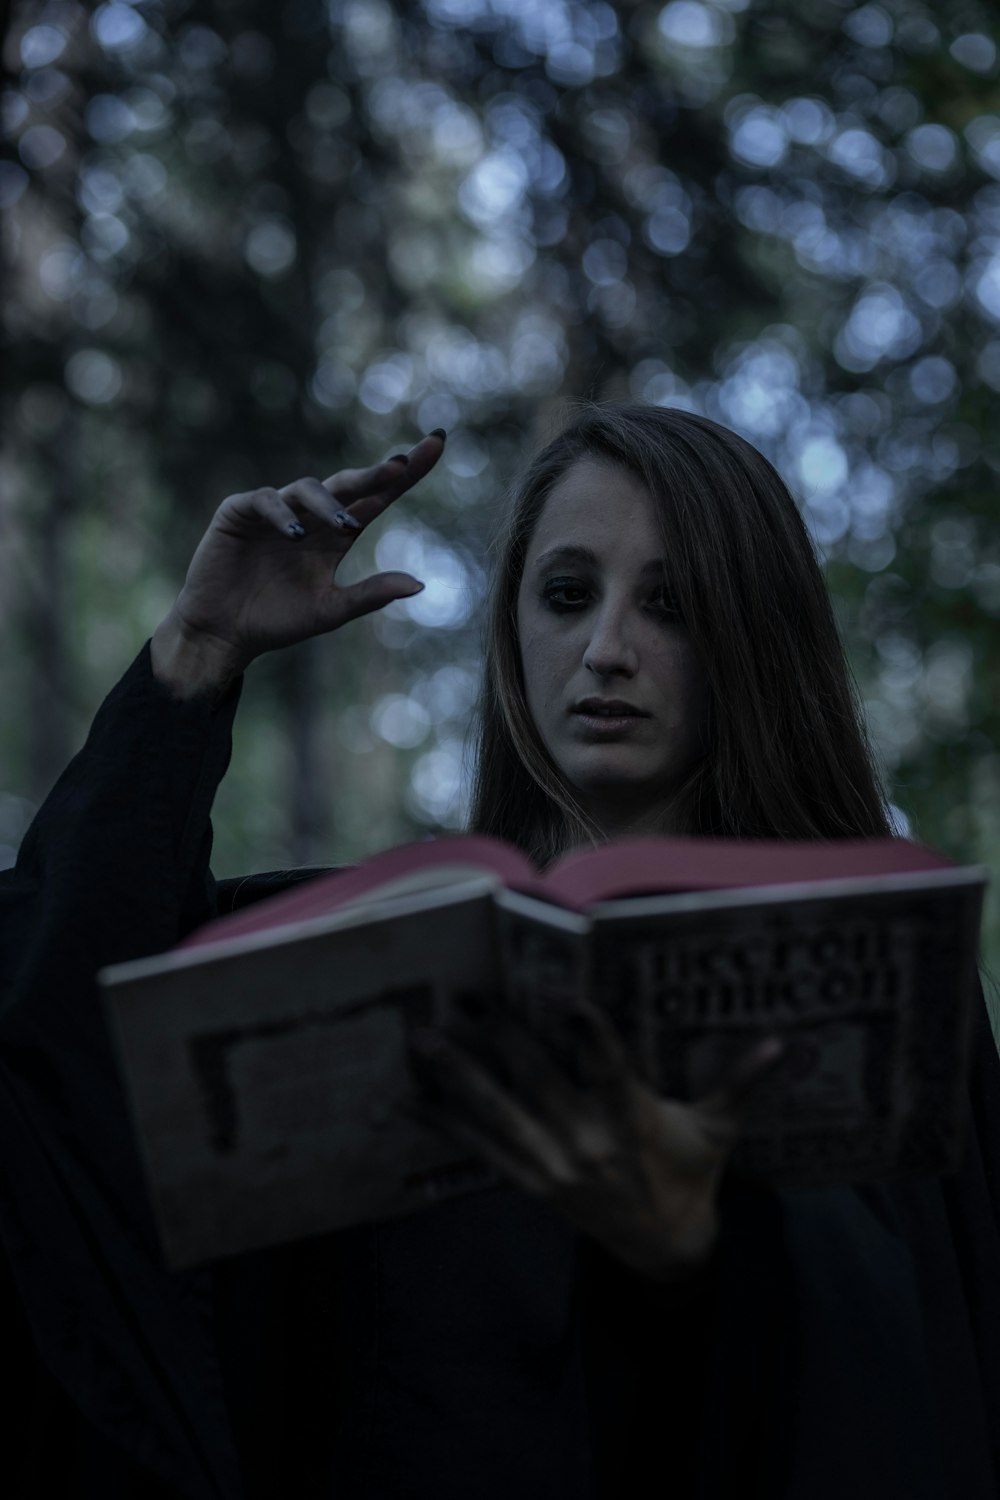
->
xmin=2 ymin=404 xmax=999 ymax=1499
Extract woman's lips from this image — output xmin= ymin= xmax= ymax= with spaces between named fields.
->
xmin=574 ymin=714 xmax=645 ymax=734
xmin=572 ymin=698 xmax=647 ymax=716
xmin=571 ymin=701 xmax=649 ymax=735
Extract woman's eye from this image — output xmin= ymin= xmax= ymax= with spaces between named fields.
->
xmin=649 ymin=590 xmax=682 ymax=620
xmin=542 ymin=578 xmax=590 ymax=611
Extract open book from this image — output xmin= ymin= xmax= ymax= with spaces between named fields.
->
xmin=99 ymin=833 xmax=988 ymax=1268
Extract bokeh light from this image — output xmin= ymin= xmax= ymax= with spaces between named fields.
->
xmin=3 ymin=0 xmax=999 ymax=994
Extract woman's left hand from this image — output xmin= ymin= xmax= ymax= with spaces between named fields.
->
xmin=406 ymin=997 xmax=784 ymax=1283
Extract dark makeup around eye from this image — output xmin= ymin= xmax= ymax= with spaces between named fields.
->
xmin=531 ymin=545 xmax=680 ymax=617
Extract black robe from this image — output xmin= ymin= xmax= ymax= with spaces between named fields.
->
xmin=2 ymin=641 xmax=999 ymax=1499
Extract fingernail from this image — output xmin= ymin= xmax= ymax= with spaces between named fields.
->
xmin=388 ymin=453 xmax=409 ymax=465
xmin=428 ymin=427 xmax=447 ymax=441
xmin=287 ymin=521 xmax=305 ymax=537
xmin=400 ymin=580 xmax=425 ymax=596
xmin=334 ymin=510 xmax=362 ymax=530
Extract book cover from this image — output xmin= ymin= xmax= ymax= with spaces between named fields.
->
xmin=98 ymin=835 xmax=989 ymax=1267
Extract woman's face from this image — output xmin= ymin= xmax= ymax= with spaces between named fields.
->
xmin=516 ymin=456 xmax=709 ymax=838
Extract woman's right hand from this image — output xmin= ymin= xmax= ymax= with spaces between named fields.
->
xmin=152 ymin=431 xmax=446 ymax=690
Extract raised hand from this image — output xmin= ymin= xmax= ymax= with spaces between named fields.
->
xmin=153 ymin=431 xmax=446 ymax=691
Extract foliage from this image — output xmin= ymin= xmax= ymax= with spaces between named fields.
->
xmin=2 ymin=0 xmax=999 ymax=1000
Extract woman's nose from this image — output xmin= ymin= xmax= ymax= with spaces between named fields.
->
xmin=582 ymin=604 xmax=638 ymax=678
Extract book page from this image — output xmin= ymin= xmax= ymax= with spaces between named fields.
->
xmin=327 ymin=864 xmax=507 ymax=916
xmin=178 ymin=833 xmax=536 ymax=952
xmin=543 ymin=833 xmax=957 ymax=911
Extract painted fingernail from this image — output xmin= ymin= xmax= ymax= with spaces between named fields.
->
xmin=287 ymin=521 xmax=305 ymax=537
xmin=334 ymin=510 xmax=362 ymax=530
xmin=388 ymin=453 xmax=409 ymax=465
xmin=428 ymin=427 xmax=447 ymax=441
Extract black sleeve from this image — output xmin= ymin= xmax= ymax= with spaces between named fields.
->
xmin=0 ymin=641 xmax=248 ymax=1500
xmin=583 ymin=989 xmax=1000 ymax=1500
xmin=733 ymin=988 xmax=1000 ymax=1500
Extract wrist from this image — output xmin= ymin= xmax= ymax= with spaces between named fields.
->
xmin=150 ymin=610 xmax=247 ymax=703
xmin=627 ymin=1203 xmax=719 ymax=1286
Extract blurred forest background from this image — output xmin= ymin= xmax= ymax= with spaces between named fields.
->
xmin=2 ymin=0 xmax=999 ymax=1007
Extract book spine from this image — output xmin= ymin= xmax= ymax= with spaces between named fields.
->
xmin=494 ymin=904 xmax=594 ymax=1086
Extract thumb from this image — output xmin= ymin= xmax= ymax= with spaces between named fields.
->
xmin=336 ymin=571 xmax=425 ymax=624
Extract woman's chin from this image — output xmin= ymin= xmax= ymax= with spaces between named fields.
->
xmin=564 ymin=751 xmax=674 ymax=795
xmin=557 ymin=752 xmax=695 ymax=833
xmin=568 ymin=772 xmax=677 ymax=821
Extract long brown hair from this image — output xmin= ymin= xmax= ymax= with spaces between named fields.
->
xmin=468 ymin=401 xmax=894 ymax=866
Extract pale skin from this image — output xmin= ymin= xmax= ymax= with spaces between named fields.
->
xmin=517 ymin=456 xmax=710 ymax=841
xmin=152 ymin=435 xmax=783 ymax=1286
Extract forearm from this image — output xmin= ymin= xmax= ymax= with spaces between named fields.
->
xmin=3 ymin=636 xmax=245 ymax=1011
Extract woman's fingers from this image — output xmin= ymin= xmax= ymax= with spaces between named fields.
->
xmin=409 ymin=1027 xmax=561 ymax=1192
xmin=540 ymin=996 xmax=634 ymax=1100
xmin=275 ymin=476 xmax=363 ymax=536
xmin=227 ymin=487 xmax=305 ymax=539
xmin=695 ymin=1035 xmax=785 ymax=1146
xmin=329 ymin=432 xmax=446 ymax=529
xmin=253 ymin=431 xmax=444 ymax=549
xmin=319 ymin=452 xmax=413 ymax=503
xmin=406 ymin=1088 xmax=549 ymax=1198
xmin=449 ymin=1004 xmax=585 ymax=1129
xmin=246 ymin=435 xmax=446 ymax=544
xmin=335 ymin=570 xmax=425 ymax=623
